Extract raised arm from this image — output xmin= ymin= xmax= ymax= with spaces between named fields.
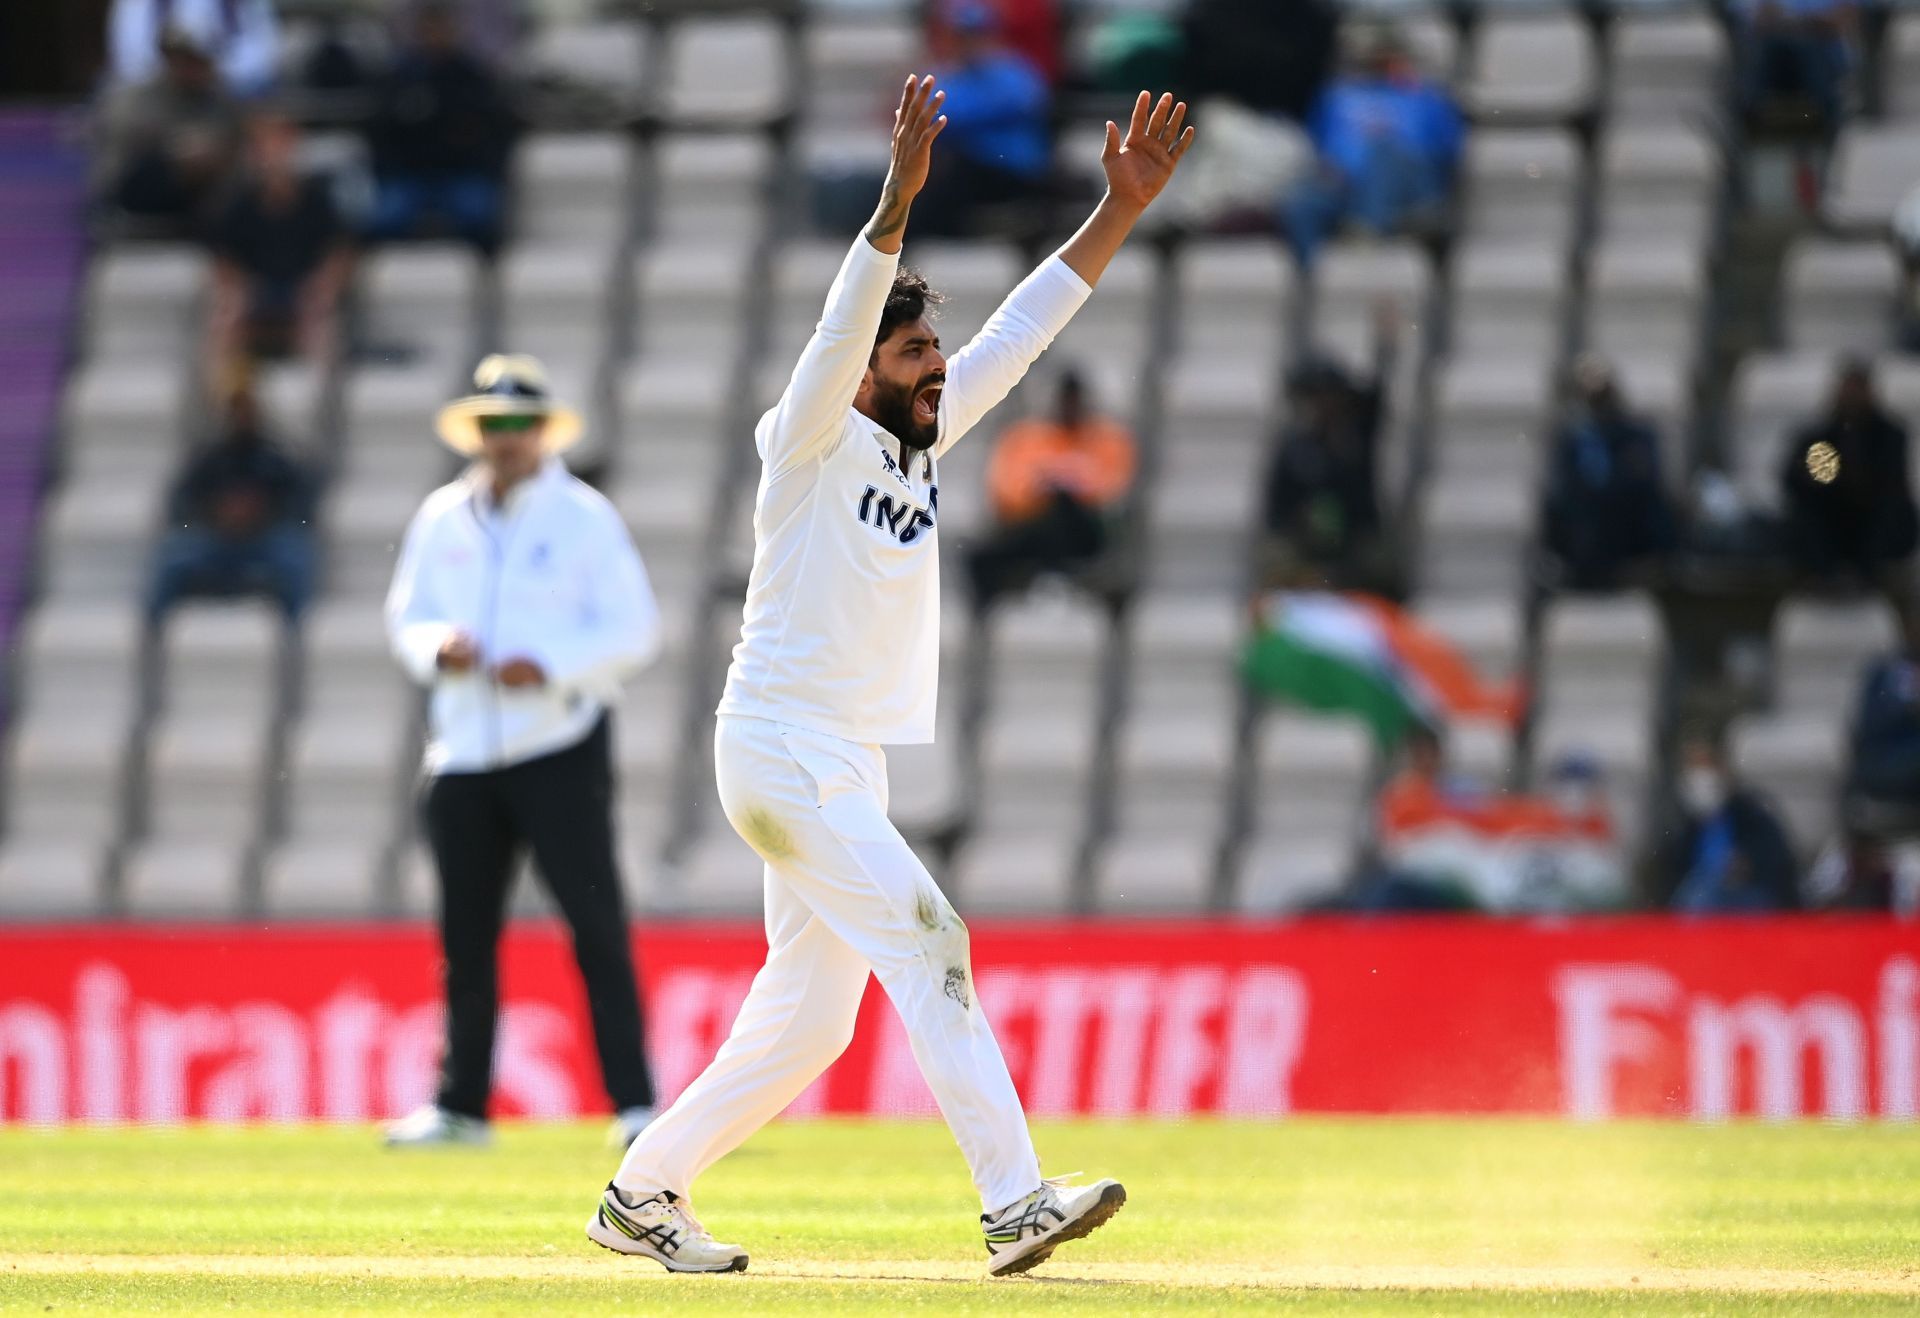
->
xmin=760 ymin=76 xmax=947 ymax=470
xmin=1057 ymin=91 xmax=1194 ymax=288
xmin=937 ymin=90 xmax=1193 ymax=454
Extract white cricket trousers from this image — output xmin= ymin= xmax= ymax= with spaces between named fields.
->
xmin=613 ymin=714 xmax=1042 ymax=1214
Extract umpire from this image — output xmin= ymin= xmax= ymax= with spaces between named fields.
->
xmin=383 ymin=354 xmax=662 ymax=1149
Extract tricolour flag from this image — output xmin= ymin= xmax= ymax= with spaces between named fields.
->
xmin=1242 ymin=591 xmax=1523 ymax=747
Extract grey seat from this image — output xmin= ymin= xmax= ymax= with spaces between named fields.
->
xmin=1464 ymin=15 xmax=1598 ymax=124
xmin=653 ymin=134 xmax=774 ymax=243
xmin=1450 ymin=240 xmax=1571 ymax=357
xmin=1607 ymin=12 xmax=1730 ymax=124
xmin=1781 ymin=239 xmax=1901 ymax=354
xmin=1825 ymin=127 xmax=1920 ymax=230
xmin=1463 ymin=129 xmax=1583 ymax=251
xmin=1597 ymin=126 xmax=1720 ymax=252
xmin=121 ymin=840 xmax=249 ymax=917
xmin=0 ymin=840 xmax=109 ymax=918
xmin=660 ymin=18 xmax=791 ymax=127
xmin=1583 ymin=238 xmax=1708 ymax=368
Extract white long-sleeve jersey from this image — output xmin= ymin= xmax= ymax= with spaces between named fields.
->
xmin=386 ymin=457 xmax=663 ymax=774
xmin=717 ymin=235 xmax=1092 ymax=745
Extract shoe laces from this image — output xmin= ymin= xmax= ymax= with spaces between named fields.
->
xmin=663 ymin=1194 xmax=710 ymax=1238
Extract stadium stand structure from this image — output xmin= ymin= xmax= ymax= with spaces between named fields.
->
xmin=5 ymin=0 xmax=1920 ymax=920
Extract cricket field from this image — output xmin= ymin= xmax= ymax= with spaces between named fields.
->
xmin=3 ymin=1118 xmax=1917 ymax=1314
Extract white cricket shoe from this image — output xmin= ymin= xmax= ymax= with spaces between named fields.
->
xmin=382 ymin=1105 xmax=491 ymax=1148
xmin=586 ymin=1185 xmax=749 ymax=1273
xmin=606 ymin=1106 xmax=656 ymax=1150
xmin=981 ymin=1176 xmax=1127 ymax=1277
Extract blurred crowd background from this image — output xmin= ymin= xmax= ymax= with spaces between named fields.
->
xmin=3 ymin=0 xmax=1920 ymax=923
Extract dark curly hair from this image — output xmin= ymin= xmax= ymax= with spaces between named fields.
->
xmin=874 ymin=268 xmax=944 ymax=354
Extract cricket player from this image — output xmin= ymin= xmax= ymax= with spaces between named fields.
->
xmin=587 ymin=75 xmax=1192 ymax=1277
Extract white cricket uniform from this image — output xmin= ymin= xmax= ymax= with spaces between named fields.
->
xmin=616 ymin=235 xmax=1091 ymax=1215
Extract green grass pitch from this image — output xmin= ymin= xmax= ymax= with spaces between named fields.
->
xmin=3 ymin=1119 xmax=1918 ymax=1314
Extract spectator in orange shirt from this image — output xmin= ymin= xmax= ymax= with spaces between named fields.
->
xmin=966 ymin=369 xmax=1136 ymax=612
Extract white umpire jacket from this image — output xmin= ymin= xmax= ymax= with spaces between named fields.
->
xmin=385 ymin=458 xmax=663 ymax=775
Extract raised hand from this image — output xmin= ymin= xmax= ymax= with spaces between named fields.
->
xmin=867 ymin=74 xmax=947 ymax=253
xmin=1101 ymin=91 xmax=1194 ymax=215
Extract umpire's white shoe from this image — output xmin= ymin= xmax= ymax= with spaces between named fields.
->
xmin=982 ymin=1176 xmax=1127 ymax=1277
xmin=382 ymin=1105 xmax=491 ymax=1148
xmin=586 ymin=1184 xmax=749 ymax=1273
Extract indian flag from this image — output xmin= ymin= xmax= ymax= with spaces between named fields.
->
xmin=1241 ymin=591 xmax=1523 ymax=748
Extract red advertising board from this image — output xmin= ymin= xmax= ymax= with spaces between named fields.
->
xmin=1 ymin=918 xmax=1917 ymax=1123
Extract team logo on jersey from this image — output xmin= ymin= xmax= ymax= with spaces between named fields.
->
xmin=856 ymin=484 xmax=938 ymax=544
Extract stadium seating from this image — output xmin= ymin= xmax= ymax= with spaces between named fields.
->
xmin=12 ymin=2 xmax=1920 ymax=923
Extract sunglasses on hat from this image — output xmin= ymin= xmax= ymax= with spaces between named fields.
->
xmin=476 ymin=413 xmax=545 ymax=434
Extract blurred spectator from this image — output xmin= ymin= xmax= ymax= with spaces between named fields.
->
xmin=1540 ymin=356 xmax=1677 ymax=592
xmin=1182 ymin=0 xmax=1336 ymax=123
xmin=928 ymin=0 xmax=1062 ymax=87
xmin=146 ymin=377 xmax=319 ymax=625
xmin=1261 ymin=311 xmax=1399 ymax=594
xmin=966 ymin=370 xmax=1136 ymax=612
xmin=109 ymin=0 xmax=278 ymax=96
xmin=363 ymin=1 xmax=514 ymax=255
xmin=1778 ymin=360 xmax=1918 ymax=587
xmin=1663 ymin=733 xmax=1800 ymax=913
xmin=915 ymin=2 xmax=1052 ymax=239
xmin=1358 ymin=730 xmax=1626 ymax=912
xmin=1279 ymin=24 xmax=1462 ymax=265
xmin=93 ymin=25 xmax=241 ymax=228
xmin=1729 ymin=0 xmax=1855 ymax=130
xmin=1842 ymin=608 xmax=1920 ymax=836
xmin=1804 ymin=831 xmax=1918 ymax=912
xmin=205 ymin=109 xmax=354 ymax=384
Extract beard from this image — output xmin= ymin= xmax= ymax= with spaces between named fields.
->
xmin=867 ymin=372 xmax=942 ymax=451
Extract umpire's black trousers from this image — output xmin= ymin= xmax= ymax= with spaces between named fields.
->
xmin=422 ymin=716 xmax=656 ymax=1120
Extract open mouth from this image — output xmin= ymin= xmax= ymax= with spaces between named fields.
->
xmin=913 ymin=383 xmax=942 ymax=424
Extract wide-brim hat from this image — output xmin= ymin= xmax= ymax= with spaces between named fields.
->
xmin=434 ymin=353 xmax=582 ymax=457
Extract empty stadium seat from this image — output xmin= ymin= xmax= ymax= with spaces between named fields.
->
xmin=522 ymin=19 xmax=650 ymax=113
xmin=1462 ymin=130 xmax=1582 ymax=251
xmin=1597 ymin=126 xmax=1720 ymax=252
xmin=0 ymin=840 xmax=108 ymax=918
xmin=632 ymin=242 xmax=753 ymax=370
xmin=1450 ymin=240 xmax=1570 ymax=358
xmin=1773 ymin=597 xmax=1898 ymax=722
xmin=258 ymin=840 xmax=391 ymax=917
xmin=355 ymin=244 xmax=482 ymax=374
xmin=1533 ymin=593 xmax=1667 ymax=844
xmin=82 ymin=243 xmax=207 ymax=365
xmin=121 ymin=840 xmax=249 ymax=917
xmin=948 ymin=831 xmax=1076 ymax=915
xmin=1583 ymin=239 xmax=1708 ymax=368
xmin=1825 ymin=126 xmax=1920 ymax=230
xmin=512 ymin=133 xmax=632 ymax=248
xmin=1091 ymin=833 xmax=1214 ymax=914
xmin=660 ymin=18 xmax=791 ymax=127
xmin=1781 ymin=239 xmax=1901 ymax=354
xmin=1150 ymin=360 xmax=1273 ymax=594
xmin=658 ymin=831 xmax=766 ymax=916
xmin=1607 ymin=12 xmax=1729 ymax=124
xmin=59 ymin=359 xmax=190 ymax=485
xmin=1174 ymin=239 xmax=1295 ymax=366
xmin=803 ymin=14 xmax=918 ymax=128
xmin=1464 ymin=15 xmax=1597 ymax=124
xmin=653 ymin=133 xmax=774 ymax=242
